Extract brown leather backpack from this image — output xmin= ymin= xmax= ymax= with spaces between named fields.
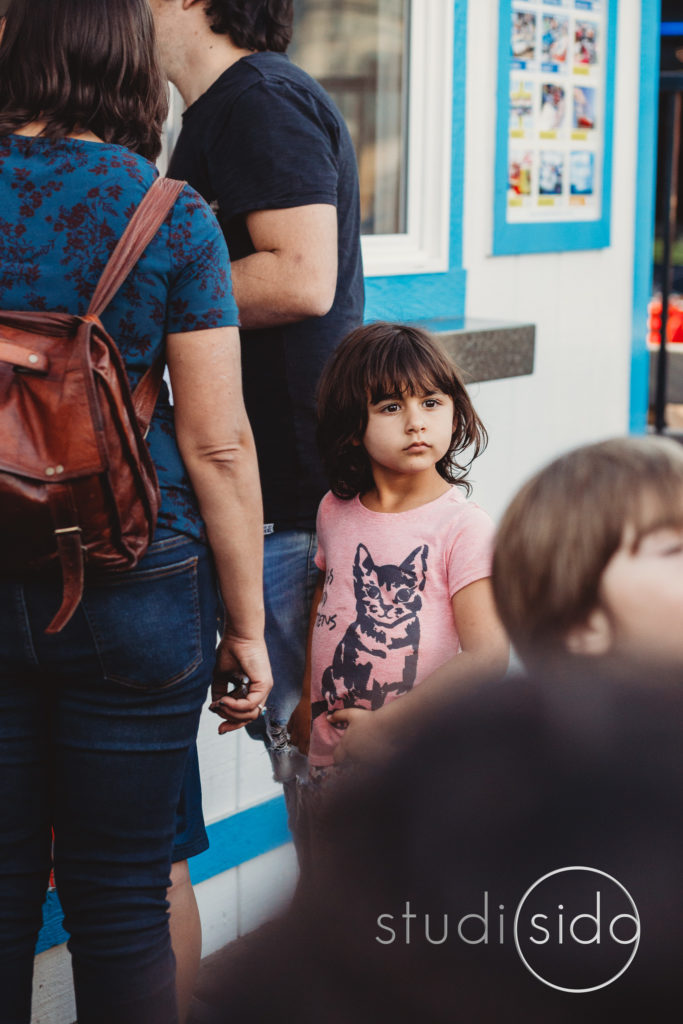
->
xmin=0 ymin=176 xmax=185 ymax=634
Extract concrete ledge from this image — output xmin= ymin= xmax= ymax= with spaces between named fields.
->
xmin=649 ymin=347 xmax=683 ymax=404
xmin=409 ymin=317 xmax=536 ymax=384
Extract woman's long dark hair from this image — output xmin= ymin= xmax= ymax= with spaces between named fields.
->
xmin=317 ymin=323 xmax=488 ymax=499
xmin=0 ymin=0 xmax=168 ymax=160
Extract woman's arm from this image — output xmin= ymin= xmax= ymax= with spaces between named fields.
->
xmin=167 ymin=325 xmax=272 ymax=732
xmin=328 ymin=577 xmax=509 ymax=763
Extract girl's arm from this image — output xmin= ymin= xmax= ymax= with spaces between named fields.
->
xmin=328 ymin=577 xmax=509 ymax=763
xmin=287 ymin=572 xmax=325 ymax=755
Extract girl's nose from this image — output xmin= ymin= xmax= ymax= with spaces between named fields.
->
xmin=406 ymin=403 xmax=425 ymax=431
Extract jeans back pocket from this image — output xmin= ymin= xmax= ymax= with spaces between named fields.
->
xmin=82 ymin=555 xmax=203 ymax=689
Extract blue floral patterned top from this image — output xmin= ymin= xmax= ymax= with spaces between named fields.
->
xmin=0 ymin=133 xmax=239 ymax=541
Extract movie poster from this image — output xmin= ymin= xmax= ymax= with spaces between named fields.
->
xmin=504 ymin=0 xmax=607 ymax=224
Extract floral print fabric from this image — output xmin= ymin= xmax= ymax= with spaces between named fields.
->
xmin=0 ymin=134 xmax=239 ymax=541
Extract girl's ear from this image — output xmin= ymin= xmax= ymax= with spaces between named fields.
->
xmin=564 ymin=608 xmax=613 ymax=657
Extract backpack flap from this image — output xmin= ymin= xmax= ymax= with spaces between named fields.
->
xmin=0 ymin=315 xmax=107 ymax=481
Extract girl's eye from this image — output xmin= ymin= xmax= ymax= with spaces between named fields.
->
xmin=423 ymin=398 xmax=441 ymax=408
xmin=381 ymin=403 xmax=400 ymax=413
xmin=663 ymin=543 xmax=683 ymax=556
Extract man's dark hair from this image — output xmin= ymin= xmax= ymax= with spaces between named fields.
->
xmin=204 ymin=0 xmax=293 ymax=52
xmin=0 ymin=0 xmax=168 ymax=160
xmin=316 ymin=322 xmax=487 ymax=500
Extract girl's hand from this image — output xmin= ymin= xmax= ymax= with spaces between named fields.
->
xmin=210 ymin=634 xmax=273 ymax=735
xmin=327 ymin=708 xmax=398 ymax=764
xmin=287 ymin=699 xmax=311 ymax=755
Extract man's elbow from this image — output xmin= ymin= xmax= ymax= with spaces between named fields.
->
xmin=294 ymin=274 xmax=336 ymax=319
xmin=305 ymin=293 xmax=335 ymax=319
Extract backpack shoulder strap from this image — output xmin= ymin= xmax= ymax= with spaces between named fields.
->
xmin=87 ymin=177 xmax=186 ymax=318
xmin=86 ymin=176 xmax=186 ymax=434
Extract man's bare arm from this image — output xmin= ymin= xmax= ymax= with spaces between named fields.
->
xmin=230 ymin=204 xmax=338 ymax=328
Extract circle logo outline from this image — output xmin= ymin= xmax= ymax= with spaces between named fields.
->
xmin=513 ymin=865 xmax=640 ymax=994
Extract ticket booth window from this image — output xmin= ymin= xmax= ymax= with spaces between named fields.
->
xmin=292 ymin=0 xmax=455 ymax=277
xmin=291 ymin=0 xmax=409 ymax=237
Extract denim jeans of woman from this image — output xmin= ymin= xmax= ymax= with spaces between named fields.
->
xmin=0 ymin=534 xmax=218 ymax=1024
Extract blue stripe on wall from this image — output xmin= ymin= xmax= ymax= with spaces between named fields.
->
xmin=630 ymin=0 xmax=662 ymax=432
xmin=36 ymin=796 xmax=290 ymax=955
xmin=36 ymin=892 xmax=69 ymax=955
xmin=189 ymin=796 xmax=290 ymax=885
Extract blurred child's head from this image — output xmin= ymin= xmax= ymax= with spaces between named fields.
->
xmin=317 ymin=322 xmax=487 ymax=499
xmin=493 ymin=436 xmax=683 ymax=669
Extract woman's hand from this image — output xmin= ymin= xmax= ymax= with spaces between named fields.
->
xmin=209 ymin=634 xmax=273 ymax=735
xmin=287 ymin=698 xmax=311 ymax=755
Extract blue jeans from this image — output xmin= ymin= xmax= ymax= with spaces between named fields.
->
xmin=247 ymin=530 xmax=319 ymax=774
xmin=0 ymin=534 xmax=218 ymax=1024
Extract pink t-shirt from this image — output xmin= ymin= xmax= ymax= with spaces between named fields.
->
xmin=309 ymin=487 xmax=495 ymax=766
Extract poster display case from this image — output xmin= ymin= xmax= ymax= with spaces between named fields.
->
xmin=493 ymin=0 xmax=618 ymax=253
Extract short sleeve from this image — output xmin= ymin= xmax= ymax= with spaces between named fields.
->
xmin=166 ymin=186 xmax=239 ymax=333
xmin=208 ymin=80 xmax=339 ymax=220
xmin=445 ymin=504 xmax=496 ymax=598
xmin=314 ymin=493 xmax=332 ymax=571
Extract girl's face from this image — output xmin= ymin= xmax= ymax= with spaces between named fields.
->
xmin=362 ymin=389 xmax=455 ymax=479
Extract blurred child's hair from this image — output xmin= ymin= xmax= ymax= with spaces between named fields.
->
xmin=317 ymin=322 xmax=487 ymax=499
xmin=493 ymin=436 xmax=683 ymax=666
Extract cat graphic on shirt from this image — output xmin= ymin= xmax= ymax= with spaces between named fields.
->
xmin=319 ymin=542 xmax=429 ymax=714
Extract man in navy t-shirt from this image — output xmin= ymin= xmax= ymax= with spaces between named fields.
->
xmin=149 ymin=0 xmax=363 ymax=953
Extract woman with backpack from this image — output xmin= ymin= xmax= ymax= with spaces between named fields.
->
xmin=0 ymin=2 xmax=271 ymax=1021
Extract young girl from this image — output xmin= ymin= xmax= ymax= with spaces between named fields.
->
xmin=288 ymin=323 xmax=509 ymax=776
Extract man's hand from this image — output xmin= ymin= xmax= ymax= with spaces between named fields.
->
xmin=327 ymin=708 xmax=398 ymax=765
xmin=210 ymin=634 xmax=273 ymax=735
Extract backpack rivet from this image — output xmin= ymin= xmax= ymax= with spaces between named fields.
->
xmin=56 ymin=465 xmax=64 ymax=474
xmin=45 ymin=467 xmax=55 ymax=476
xmin=28 ymin=353 xmax=39 ymax=364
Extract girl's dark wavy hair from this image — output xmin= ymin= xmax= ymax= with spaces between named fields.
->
xmin=0 ymin=0 xmax=168 ymax=161
xmin=205 ymin=0 xmax=293 ymax=52
xmin=317 ymin=322 xmax=488 ymax=500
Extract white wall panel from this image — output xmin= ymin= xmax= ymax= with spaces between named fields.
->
xmin=31 ymin=947 xmax=75 ymax=1024
xmin=463 ymin=1 xmax=642 ymax=522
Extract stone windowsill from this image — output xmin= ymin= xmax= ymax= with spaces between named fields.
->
xmin=409 ymin=318 xmax=536 ymax=384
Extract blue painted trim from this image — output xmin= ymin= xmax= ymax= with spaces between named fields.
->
xmin=364 ymin=0 xmax=468 ymax=321
xmin=630 ymin=0 xmax=662 ymax=432
xmin=189 ymin=796 xmax=290 ymax=885
xmin=36 ymin=891 xmax=69 ymax=955
xmin=35 ymin=796 xmax=290 ymax=955
xmin=493 ymin=0 xmax=618 ymax=255
xmin=365 ymin=270 xmax=468 ymax=323
xmin=661 ymin=22 xmax=683 ymax=35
